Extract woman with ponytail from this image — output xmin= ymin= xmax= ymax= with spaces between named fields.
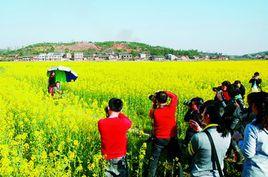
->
xmin=233 ymin=92 xmax=268 ymax=177
xmin=188 ymin=100 xmax=232 ymax=177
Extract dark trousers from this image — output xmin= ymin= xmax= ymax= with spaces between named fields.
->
xmin=148 ymin=137 xmax=180 ymax=177
xmin=106 ymin=157 xmax=128 ymax=177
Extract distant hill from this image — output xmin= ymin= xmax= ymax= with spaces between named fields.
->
xmin=241 ymin=51 xmax=268 ymax=59
xmin=0 ymin=41 xmax=200 ymax=58
xmin=0 ymin=41 xmax=267 ymax=60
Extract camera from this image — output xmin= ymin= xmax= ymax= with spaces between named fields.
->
xmin=149 ymin=93 xmax=158 ymax=109
xmin=212 ymin=86 xmax=222 ymax=92
xmin=149 ymin=94 xmax=156 ymax=101
xmin=149 ymin=91 xmax=167 ymax=109
xmin=183 ymin=97 xmax=204 ymax=108
xmin=104 ymin=106 xmax=109 ymax=117
xmin=183 ymin=100 xmax=191 ymax=106
xmin=148 ymin=91 xmax=164 ymax=102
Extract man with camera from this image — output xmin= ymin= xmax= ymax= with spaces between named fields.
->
xmin=98 ymin=98 xmax=132 ymax=177
xmin=147 ymin=91 xmax=179 ymax=177
xmin=213 ymin=81 xmax=232 ymax=108
xmin=249 ymin=72 xmax=262 ymax=92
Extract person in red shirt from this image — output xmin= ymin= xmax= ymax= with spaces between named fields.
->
xmin=98 ymin=98 xmax=132 ymax=177
xmin=213 ymin=81 xmax=232 ymax=107
xmin=147 ymin=91 xmax=180 ymax=177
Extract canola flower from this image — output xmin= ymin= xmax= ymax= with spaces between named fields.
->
xmin=0 ymin=61 xmax=267 ymax=176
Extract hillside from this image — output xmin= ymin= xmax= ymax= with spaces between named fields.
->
xmin=0 ymin=41 xmax=200 ymax=58
xmin=1 ymin=41 xmax=267 ymax=60
xmin=241 ymin=51 xmax=268 ymax=58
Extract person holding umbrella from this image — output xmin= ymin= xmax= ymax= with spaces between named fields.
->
xmin=48 ymin=71 xmax=56 ymax=96
xmin=47 ymin=66 xmax=78 ymax=96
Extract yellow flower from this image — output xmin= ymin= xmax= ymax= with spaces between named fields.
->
xmin=73 ymin=140 xmax=79 ymax=146
xmin=41 ymin=151 xmax=47 ymax=159
xmin=77 ymin=165 xmax=83 ymax=172
xmin=69 ymin=152 xmax=75 ymax=160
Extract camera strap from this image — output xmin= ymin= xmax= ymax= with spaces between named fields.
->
xmin=204 ymin=129 xmax=224 ymax=177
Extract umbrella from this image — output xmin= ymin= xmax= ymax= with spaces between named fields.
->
xmin=47 ymin=66 xmax=78 ymax=82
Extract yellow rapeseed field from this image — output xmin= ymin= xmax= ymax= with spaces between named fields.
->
xmin=0 ymin=60 xmax=267 ymax=176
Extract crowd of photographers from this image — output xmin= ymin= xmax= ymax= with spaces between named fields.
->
xmin=97 ymin=72 xmax=268 ymax=177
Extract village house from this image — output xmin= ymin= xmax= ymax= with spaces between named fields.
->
xmin=204 ymin=55 xmax=210 ymax=60
xmin=177 ymin=55 xmax=189 ymax=61
xmin=192 ymin=56 xmax=200 ymax=60
xmin=255 ymin=54 xmax=263 ymax=59
xmin=149 ymin=55 xmax=165 ymax=61
xmin=93 ymin=53 xmax=109 ymax=60
xmin=209 ymin=55 xmax=218 ymax=60
xmin=165 ymin=54 xmax=177 ymax=61
xmin=83 ymin=53 xmax=93 ymax=60
xmin=218 ymin=56 xmax=229 ymax=60
xmin=22 ymin=56 xmax=33 ymax=61
xmin=138 ymin=53 xmax=147 ymax=60
xmin=36 ymin=53 xmax=65 ymax=61
xmin=65 ymin=53 xmax=72 ymax=59
xmin=73 ymin=52 xmax=84 ymax=60
xmin=108 ymin=53 xmax=119 ymax=60
xmin=47 ymin=53 xmax=65 ymax=61
xmin=119 ymin=53 xmax=132 ymax=60
xmin=37 ymin=53 xmax=47 ymax=61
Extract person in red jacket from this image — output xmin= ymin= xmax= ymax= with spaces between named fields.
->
xmin=148 ymin=91 xmax=179 ymax=177
xmin=98 ymin=98 xmax=132 ymax=177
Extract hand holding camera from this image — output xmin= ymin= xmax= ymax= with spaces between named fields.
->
xmin=149 ymin=91 xmax=167 ymax=109
xmin=189 ymin=119 xmax=202 ymax=132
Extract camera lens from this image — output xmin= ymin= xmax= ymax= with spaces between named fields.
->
xmin=149 ymin=95 xmax=155 ymax=101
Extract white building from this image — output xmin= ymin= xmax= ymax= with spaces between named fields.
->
xmin=165 ymin=54 xmax=177 ymax=61
xmin=47 ymin=53 xmax=65 ymax=60
xmin=108 ymin=53 xmax=119 ymax=60
xmin=65 ymin=53 xmax=72 ymax=59
xmin=139 ymin=53 xmax=147 ymax=59
xmin=36 ymin=53 xmax=65 ymax=61
xmin=119 ymin=53 xmax=132 ymax=60
xmin=177 ymin=55 xmax=189 ymax=61
xmin=37 ymin=53 xmax=47 ymax=61
xmin=150 ymin=55 xmax=165 ymax=61
xmin=74 ymin=52 xmax=84 ymax=60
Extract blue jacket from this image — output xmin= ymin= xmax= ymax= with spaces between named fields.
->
xmin=239 ymin=122 xmax=268 ymax=177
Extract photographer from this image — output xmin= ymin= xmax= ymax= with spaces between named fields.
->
xmin=183 ymin=97 xmax=204 ymax=145
xmin=233 ymin=80 xmax=246 ymax=99
xmin=188 ymin=100 xmax=232 ymax=177
xmin=231 ymin=80 xmax=246 ymax=111
xmin=249 ymin=72 xmax=262 ymax=92
xmin=224 ymin=101 xmax=245 ymax=164
xmin=98 ymin=98 xmax=132 ymax=177
xmin=213 ymin=81 xmax=232 ymax=107
xmin=147 ymin=91 xmax=179 ymax=177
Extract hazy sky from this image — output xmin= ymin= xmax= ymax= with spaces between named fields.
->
xmin=1 ymin=0 xmax=267 ymax=55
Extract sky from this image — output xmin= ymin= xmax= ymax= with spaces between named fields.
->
xmin=0 ymin=0 xmax=268 ymax=55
